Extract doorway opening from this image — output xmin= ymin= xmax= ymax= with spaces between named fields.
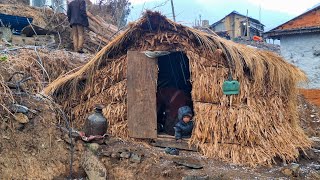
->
xmin=156 ymin=52 xmax=193 ymax=137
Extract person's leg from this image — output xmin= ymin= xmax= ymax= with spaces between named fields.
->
xmin=77 ymin=25 xmax=84 ymax=52
xmin=72 ymin=25 xmax=78 ymax=52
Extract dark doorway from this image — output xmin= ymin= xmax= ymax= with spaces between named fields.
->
xmin=156 ymin=52 xmax=193 ymax=136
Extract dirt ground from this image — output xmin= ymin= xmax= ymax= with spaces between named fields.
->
xmin=298 ymin=95 xmax=320 ymax=137
xmin=91 ymin=138 xmax=320 ymax=180
xmin=0 ymin=98 xmax=84 ymax=179
xmin=299 ymin=89 xmax=320 ymax=107
xmin=0 ymin=47 xmax=90 ymax=179
xmin=0 ymin=94 xmax=319 ymax=179
xmin=0 ymin=48 xmax=319 ymax=179
xmin=0 ymin=42 xmax=319 ymax=179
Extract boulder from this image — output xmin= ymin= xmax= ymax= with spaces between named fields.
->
xmin=120 ymin=151 xmax=131 ymax=159
xmin=14 ymin=113 xmax=29 ymax=124
xmin=130 ymin=153 xmax=142 ymax=163
xmin=87 ymin=143 xmax=100 ymax=154
xmin=173 ymin=157 xmax=203 ymax=169
xmin=111 ymin=152 xmax=120 ymax=159
xmin=81 ymin=150 xmax=107 ymax=180
xmin=11 ymin=104 xmax=29 ymax=114
xmin=281 ymin=163 xmax=300 ymax=177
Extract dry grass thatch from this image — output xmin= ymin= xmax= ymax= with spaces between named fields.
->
xmin=0 ymin=48 xmax=88 ymax=117
xmin=43 ymin=11 xmax=311 ymax=166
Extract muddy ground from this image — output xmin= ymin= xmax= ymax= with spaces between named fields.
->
xmin=0 ymin=94 xmax=319 ymax=179
xmin=0 ymin=47 xmax=319 ymax=179
xmin=0 ymin=96 xmax=84 ymax=179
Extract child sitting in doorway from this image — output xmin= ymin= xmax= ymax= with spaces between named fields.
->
xmin=174 ymin=106 xmax=194 ymax=141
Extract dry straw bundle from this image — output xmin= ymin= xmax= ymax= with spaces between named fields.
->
xmin=44 ymin=11 xmax=310 ymax=166
xmin=0 ymin=49 xmax=87 ymax=116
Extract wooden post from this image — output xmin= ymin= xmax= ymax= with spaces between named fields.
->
xmin=246 ymin=9 xmax=250 ymax=39
xmin=170 ymin=0 xmax=176 ymax=22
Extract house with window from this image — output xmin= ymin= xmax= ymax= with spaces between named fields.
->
xmin=210 ymin=11 xmax=264 ymax=39
xmin=264 ymin=4 xmax=320 ymax=88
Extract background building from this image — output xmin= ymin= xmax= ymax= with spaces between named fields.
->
xmin=210 ymin=11 xmax=264 ymax=39
xmin=265 ymin=5 xmax=320 ymax=88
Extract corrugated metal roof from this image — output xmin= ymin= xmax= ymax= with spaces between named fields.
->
xmin=0 ymin=13 xmax=33 ymax=34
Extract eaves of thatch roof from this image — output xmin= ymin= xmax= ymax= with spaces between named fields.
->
xmin=44 ymin=11 xmax=305 ymax=95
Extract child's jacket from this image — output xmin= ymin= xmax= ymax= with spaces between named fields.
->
xmin=174 ymin=106 xmax=194 ymax=139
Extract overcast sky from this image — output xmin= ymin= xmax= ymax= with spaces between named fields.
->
xmin=126 ymin=0 xmax=319 ymax=30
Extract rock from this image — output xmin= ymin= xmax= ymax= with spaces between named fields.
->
xmin=165 ymin=147 xmax=179 ymax=155
xmin=117 ymin=148 xmax=129 ymax=153
xmin=281 ymin=168 xmax=293 ymax=176
xmin=81 ymin=150 xmax=107 ymax=180
xmin=120 ymin=151 xmax=131 ymax=159
xmin=99 ymin=151 xmax=111 ymax=157
xmin=130 ymin=153 xmax=142 ymax=163
xmin=111 ymin=152 xmax=120 ymax=159
xmin=182 ymin=175 xmax=209 ymax=180
xmin=173 ymin=157 xmax=203 ymax=169
xmin=310 ymin=137 xmax=320 ymax=142
xmin=87 ymin=143 xmax=100 ymax=154
xmin=281 ymin=163 xmax=300 ymax=177
xmin=14 ymin=113 xmax=29 ymax=124
xmin=291 ymin=163 xmax=300 ymax=171
xmin=311 ymin=114 xmax=316 ymax=118
xmin=11 ymin=104 xmax=29 ymax=114
xmin=312 ymin=164 xmax=320 ymax=171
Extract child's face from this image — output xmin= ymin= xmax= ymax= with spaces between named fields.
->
xmin=183 ymin=116 xmax=191 ymax=123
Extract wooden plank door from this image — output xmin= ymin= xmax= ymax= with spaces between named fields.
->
xmin=127 ymin=51 xmax=158 ymax=138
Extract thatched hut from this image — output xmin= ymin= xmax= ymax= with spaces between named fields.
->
xmin=44 ymin=11 xmax=311 ymax=166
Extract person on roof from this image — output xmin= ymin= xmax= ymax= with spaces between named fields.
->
xmin=67 ymin=0 xmax=89 ymax=53
xmin=174 ymin=106 xmax=194 ymax=141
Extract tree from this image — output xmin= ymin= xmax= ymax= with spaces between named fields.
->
xmin=93 ymin=0 xmax=131 ymax=28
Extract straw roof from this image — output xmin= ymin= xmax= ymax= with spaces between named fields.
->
xmin=43 ymin=11 xmax=311 ymax=166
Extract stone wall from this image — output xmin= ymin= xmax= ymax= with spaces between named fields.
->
xmin=280 ymin=32 xmax=320 ymax=88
